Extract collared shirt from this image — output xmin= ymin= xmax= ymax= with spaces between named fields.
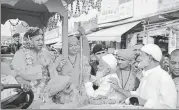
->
xmin=131 ymin=66 xmax=177 ymax=109
xmin=8 ymin=43 xmax=22 ymax=54
xmin=117 ymin=67 xmax=140 ymax=91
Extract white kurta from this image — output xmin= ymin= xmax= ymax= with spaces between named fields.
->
xmin=85 ymin=73 xmax=120 ymax=99
xmin=131 ymin=66 xmax=177 ymax=109
xmin=173 ymin=77 xmax=179 ymax=108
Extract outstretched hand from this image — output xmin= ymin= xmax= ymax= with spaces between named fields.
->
xmin=108 ymin=77 xmax=121 ymax=92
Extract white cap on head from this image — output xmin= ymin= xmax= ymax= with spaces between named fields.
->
xmin=102 ymin=54 xmax=117 ymax=70
xmin=141 ymin=44 xmax=162 ymax=62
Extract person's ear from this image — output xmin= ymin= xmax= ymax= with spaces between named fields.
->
xmin=105 ymin=68 xmax=111 ymax=75
xmin=148 ymin=55 xmax=154 ymax=63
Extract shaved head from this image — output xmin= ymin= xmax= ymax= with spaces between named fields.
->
xmin=170 ymin=49 xmax=179 ymax=57
xmin=68 ymin=36 xmax=79 ymax=44
xmin=170 ymin=49 xmax=179 ymax=78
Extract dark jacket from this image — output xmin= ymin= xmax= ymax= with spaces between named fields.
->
xmin=90 ymin=61 xmax=99 ymax=90
xmin=8 ymin=43 xmax=22 ymax=54
xmin=90 ymin=61 xmax=99 ymax=76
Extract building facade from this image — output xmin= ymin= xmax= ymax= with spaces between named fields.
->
xmin=86 ymin=0 xmax=179 ymax=53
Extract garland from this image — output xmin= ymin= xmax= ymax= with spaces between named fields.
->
xmin=47 ymin=13 xmax=61 ymax=31
xmin=22 ymin=47 xmax=51 ymax=101
xmin=9 ymin=19 xmax=19 ymax=27
xmin=21 ymin=22 xmax=29 ymax=29
xmin=23 ymin=48 xmax=34 ymax=65
xmin=67 ymin=0 xmax=102 ymax=18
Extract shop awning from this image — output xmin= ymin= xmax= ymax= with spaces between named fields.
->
xmin=86 ymin=21 xmax=141 ymax=42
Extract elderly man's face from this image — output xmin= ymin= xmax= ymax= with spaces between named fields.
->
xmin=95 ymin=50 xmax=107 ymax=61
xmin=137 ymin=51 xmax=151 ymax=69
xmin=68 ymin=40 xmax=80 ymax=55
xmin=116 ymin=56 xmax=130 ymax=69
xmin=170 ymin=55 xmax=179 ymax=77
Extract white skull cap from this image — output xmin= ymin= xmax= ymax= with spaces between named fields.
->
xmin=101 ymin=54 xmax=117 ymax=70
xmin=141 ymin=44 xmax=163 ymax=62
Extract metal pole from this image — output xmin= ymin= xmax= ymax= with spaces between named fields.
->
xmin=62 ymin=15 xmax=68 ymax=59
xmin=79 ymin=22 xmax=83 ymax=91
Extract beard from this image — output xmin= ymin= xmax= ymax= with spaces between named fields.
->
xmin=96 ymin=70 xmax=105 ymax=79
xmin=137 ymin=61 xmax=149 ymax=69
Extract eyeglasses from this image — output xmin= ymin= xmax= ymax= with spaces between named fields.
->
xmin=69 ymin=43 xmax=80 ymax=47
xmin=115 ymin=56 xmax=125 ymax=61
xmin=115 ymin=56 xmax=130 ymax=61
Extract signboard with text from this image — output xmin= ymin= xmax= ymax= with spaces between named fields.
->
xmin=44 ymin=27 xmax=62 ymax=44
xmin=98 ymin=0 xmax=134 ymax=24
xmin=44 ymin=27 xmax=61 ymax=41
xmin=68 ymin=9 xmax=98 ymax=35
xmin=168 ymin=29 xmax=177 ymax=54
xmin=73 ymin=15 xmax=98 ymax=33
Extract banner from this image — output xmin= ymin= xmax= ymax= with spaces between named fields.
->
xmin=69 ymin=9 xmax=98 ymax=34
xmin=168 ymin=29 xmax=177 ymax=54
xmin=74 ymin=15 xmax=98 ymax=32
xmin=98 ymin=0 xmax=133 ymax=24
xmin=44 ymin=27 xmax=62 ymax=44
xmin=44 ymin=27 xmax=60 ymax=40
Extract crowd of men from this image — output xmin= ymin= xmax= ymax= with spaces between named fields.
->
xmin=1 ymin=31 xmax=179 ymax=109
xmin=89 ymin=43 xmax=179 ymax=108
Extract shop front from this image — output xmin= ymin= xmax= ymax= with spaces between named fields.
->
xmin=85 ymin=0 xmax=144 ymax=51
xmin=129 ymin=19 xmax=179 ymax=54
xmin=86 ymin=21 xmax=142 ymax=51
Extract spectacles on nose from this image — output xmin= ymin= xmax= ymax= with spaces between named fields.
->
xmin=69 ymin=43 xmax=79 ymax=47
xmin=115 ymin=56 xmax=127 ymax=61
xmin=95 ymin=51 xmax=106 ymax=55
xmin=90 ymin=60 xmax=96 ymax=63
